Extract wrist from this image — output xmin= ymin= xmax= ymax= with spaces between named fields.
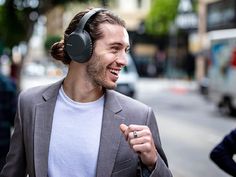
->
xmin=147 ymin=162 xmax=156 ymax=171
xmin=147 ymin=150 xmax=158 ymax=171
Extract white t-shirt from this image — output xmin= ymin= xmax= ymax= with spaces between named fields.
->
xmin=48 ymin=86 xmax=104 ymax=177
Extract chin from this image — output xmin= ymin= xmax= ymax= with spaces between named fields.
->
xmin=103 ymin=82 xmax=116 ymax=90
xmin=105 ymin=85 xmax=116 ymax=90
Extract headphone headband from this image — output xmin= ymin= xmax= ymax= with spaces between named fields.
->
xmin=76 ymin=8 xmax=106 ymax=32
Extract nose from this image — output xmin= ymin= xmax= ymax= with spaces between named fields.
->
xmin=116 ymin=52 xmax=128 ymax=67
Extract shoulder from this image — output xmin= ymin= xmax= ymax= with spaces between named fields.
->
xmin=0 ymin=74 xmax=16 ymax=92
xmin=20 ymin=84 xmax=49 ymax=97
xmin=211 ymin=128 xmax=236 ymax=154
xmin=230 ymin=129 xmax=236 ymax=137
xmin=18 ymin=85 xmax=49 ymax=107
xmin=106 ymin=90 xmax=153 ymax=124
xmin=19 ymin=79 xmax=63 ymax=104
xmin=109 ymin=90 xmax=149 ymax=110
xmin=224 ymin=129 xmax=236 ymax=142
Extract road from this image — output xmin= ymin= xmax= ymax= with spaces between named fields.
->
xmin=136 ymin=78 xmax=236 ymax=177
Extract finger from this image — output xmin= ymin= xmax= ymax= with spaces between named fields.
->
xmin=127 ymin=129 xmax=152 ymax=141
xmin=120 ymin=124 xmax=129 ymax=140
xmin=120 ymin=124 xmax=128 ymax=134
xmin=130 ymin=135 xmax=151 ymax=146
xmin=128 ymin=130 xmax=140 ymax=140
xmin=132 ymin=143 xmax=152 ymax=153
xmin=125 ymin=125 xmax=148 ymax=140
xmin=128 ymin=124 xmax=149 ymax=132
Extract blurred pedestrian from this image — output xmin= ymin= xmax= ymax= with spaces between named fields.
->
xmin=184 ymin=52 xmax=195 ymax=80
xmin=154 ymin=48 xmax=166 ymax=77
xmin=0 ymin=73 xmax=17 ymax=171
xmin=210 ymin=129 xmax=236 ymax=176
xmin=1 ymin=8 xmax=172 ymax=177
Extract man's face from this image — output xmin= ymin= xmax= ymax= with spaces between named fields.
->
xmin=86 ymin=23 xmax=130 ymax=89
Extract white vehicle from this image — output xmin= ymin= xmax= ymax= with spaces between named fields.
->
xmin=207 ymin=29 xmax=236 ymax=115
xmin=115 ymin=54 xmax=139 ymax=98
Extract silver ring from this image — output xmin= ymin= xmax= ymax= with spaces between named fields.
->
xmin=133 ymin=131 xmax=138 ymax=138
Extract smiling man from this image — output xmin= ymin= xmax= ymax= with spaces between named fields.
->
xmin=0 ymin=8 xmax=172 ymax=177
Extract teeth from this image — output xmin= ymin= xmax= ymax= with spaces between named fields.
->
xmin=110 ymin=69 xmax=119 ymax=75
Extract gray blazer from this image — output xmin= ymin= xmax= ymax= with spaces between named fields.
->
xmin=0 ymin=79 xmax=172 ymax=177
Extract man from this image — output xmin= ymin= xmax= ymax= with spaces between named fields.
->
xmin=210 ymin=129 xmax=236 ymax=176
xmin=1 ymin=8 xmax=172 ymax=177
xmin=0 ymin=73 xmax=17 ymax=171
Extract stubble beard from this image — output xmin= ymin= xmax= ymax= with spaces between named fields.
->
xmin=87 ymin=55 xmax=116 ymax=90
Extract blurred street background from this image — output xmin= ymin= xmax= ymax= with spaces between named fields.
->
xmin=1 ymin=0 xmax=236 ymax=176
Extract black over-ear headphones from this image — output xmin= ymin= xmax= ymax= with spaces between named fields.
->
xmin=65 ymin=8 xmax=106 ymax=63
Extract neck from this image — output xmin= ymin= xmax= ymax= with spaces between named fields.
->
xmin=62 ymin=63 xmax=104 ymax=103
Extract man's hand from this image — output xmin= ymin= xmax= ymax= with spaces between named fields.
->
xmin=120 ymin=123 xmax=158 ymax=169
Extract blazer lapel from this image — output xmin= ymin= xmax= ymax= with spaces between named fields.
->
xmin=96 ymin=90 xmax=124 ymax=177
xmin=34 ymin=80 xmax=63 ymax=177
xmin=33 ymin=85 xmax=123 ymax=177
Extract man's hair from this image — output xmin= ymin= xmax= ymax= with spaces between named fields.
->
xmin=50 ymin=8 xmax=126 ymax=64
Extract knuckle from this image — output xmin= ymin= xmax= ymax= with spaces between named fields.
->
xmin=129 ymin=124 xmax=135 ymax=130
xmin=130 ymin=139 xmax=135 ymax=145
xmin=144 ymin=129 xmax=151 ymax=136
xmin=128 ymin=132 xmax=133 ymax=139
xmin=146 ymin=143 xmax=152 ymax=150
xmin=144 ymin=136 xmax=151 ymax=142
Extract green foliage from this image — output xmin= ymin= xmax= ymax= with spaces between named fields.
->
xmin=0 ymin=0 xmax=96 ymax=50
xmin=145 ymin=0 xmax=180 ymax=36
xmin=44 ymin=35 xmax=61 ymax=52
xmin=0 ymin=1 xmax=33 ymax=49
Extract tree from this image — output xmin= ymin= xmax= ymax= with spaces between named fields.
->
xmin=0 ymin=0 xmax=93 ymax=51
xmin=145 ymin=0 xmax=180 ymax=36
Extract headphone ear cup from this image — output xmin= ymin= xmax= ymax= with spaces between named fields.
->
xmin=65 ymin=30 xmax=93 ymax=63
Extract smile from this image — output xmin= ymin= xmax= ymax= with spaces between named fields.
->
xmin=109 ymin=68 xmax=120 ymax=76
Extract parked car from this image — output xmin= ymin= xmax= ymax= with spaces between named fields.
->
xmin=115 ymin=54 xmax=139 ymax=98
xmin=207 ymin=29 xmax=236 ymax=115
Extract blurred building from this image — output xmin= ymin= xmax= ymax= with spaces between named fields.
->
xmin=113 ymin=0 xmax=161 ymax=77
xmin=113 ymin=0 xmax=151 ymax=30
xmin=195 ymin=0 xmax=236 ymax=81
xmin=46 ymin=6 xmax=64 ymax=36
xmin=59 ymin=0 xmax=151 ymax=36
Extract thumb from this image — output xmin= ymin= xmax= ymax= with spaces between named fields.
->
xmin=120 ymin=123 xmax=128 ymax=134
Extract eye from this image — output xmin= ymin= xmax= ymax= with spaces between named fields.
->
xmin=125 ymin=47 xmax=130 ymax=54
xmin=111 ymin=47 xmax=119 ymax=53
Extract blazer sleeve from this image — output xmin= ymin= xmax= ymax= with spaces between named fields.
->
xmin=143 ymin=107 xmax=173 ymax=177
xmin=0 ymin=93 xmax=27 ymax=177
xmin=210 ymin=129 xmax=236 ymax=176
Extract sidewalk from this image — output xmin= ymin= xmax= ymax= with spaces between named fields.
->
xmin=137 ymin=78 xmax=197 ymax=94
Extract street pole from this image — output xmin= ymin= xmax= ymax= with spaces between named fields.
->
xmin=196 ymin=0 xmax=207 ymax=81
xmin=175 ymin=0 xmax=198 ymax=79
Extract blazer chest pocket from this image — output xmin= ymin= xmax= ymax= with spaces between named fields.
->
xmin=112 ymin=158 xmax=138 ymax=174
xmin=111 ymin=138 xmax=139 ymax=174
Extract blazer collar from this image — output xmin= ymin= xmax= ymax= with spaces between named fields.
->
xmin=104 ymin=89 xmax=122 ymax=113
xmin=96 ymin=90 xmax=125 ymax=177
xmin=41 ymin=80 xmax=123 ymax=113
xmin=42 ymin=79 xmax=64 ymax=101
xmin=34 ymin=79 xmax=63 ymax=177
